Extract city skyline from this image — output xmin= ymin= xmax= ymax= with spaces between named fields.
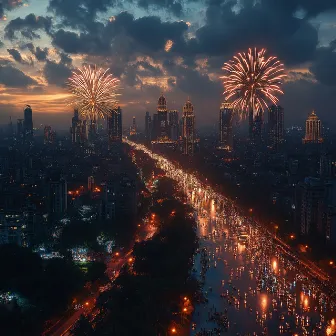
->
xmin=0 ymin=1 xmax=336 ymax=128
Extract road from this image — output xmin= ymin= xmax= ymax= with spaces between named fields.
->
xmin=125 ymin=139 xmax=336 ymax=335
xmin=44 ymin=217 xmax=156 ymax=336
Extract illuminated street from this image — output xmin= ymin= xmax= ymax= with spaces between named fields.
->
xmin=125 ymin=139 xmax=336 ymax=336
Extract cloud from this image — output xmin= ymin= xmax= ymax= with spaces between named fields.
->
xmin=48 ymin=0 xmax=116 ymax=29
xmin=310 ymin=44 xmax=336 ymax=86
xmin=52 ymin=28 xmax=111 ymax=54
xmin=0 ymin=0 xmax=23 ymax=18
xmin=52 ymin=12 xmax=189 ymax=56
xmin=182 ymin=1 xmax=319 ymax=66
xmin=4 ymin=14 xmax=52 ymax=40
xmin=23 ymin=43 xmax=49 ymax=61
xmin=137 ymin=0 xmax=183 ymax=16
xmin=0 ymin=65 xmax=37 ymax=87
xmin=262 ymin=0 xmax=336 ymax=18
xmin=7 ymin=48 xmax=30 ymax=65
xmin=43 ymin=56 xmax=73 ymax=87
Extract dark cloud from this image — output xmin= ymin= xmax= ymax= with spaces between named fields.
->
xmin=7 ymin=48 xmax=26 ymax=64
xmin=43 ymin=55 xmax=73 ymax=87
xmin=261 ymin=0 xmax=336 ymax=18
xmin=22 ymin=43 xmax=49 ymax=61
xmin=0 ymin=65 xmax=37 ymax=87
xmin=0 ymin=40 xmax=4 ymax=48
xmin=48 ymin=0 xmax=116 ymax=29
xmin=310 ymin=45 xmax=336 ymax=86
xmin=4 ymin=14 xmax=52 ymax=40
xmin=52 ymin=12 xmax=189 ymax=55
xmin=52 ymin=28 xmax=111 ymax=54
xmin=0 ymin=0 xmax=23 ymax=17
xmin=137 ymin=0 xmax=183 ymax=16
xmin=183 ymin=1 xmax=318 ymax=66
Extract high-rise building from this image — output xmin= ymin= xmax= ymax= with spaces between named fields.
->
xmin=24 ymin=105 xmax=33 ymax=139
xmin=268 ymin=105 xmax=284 ymax=149
xmin=145 ymin=112 xmax=152 ymax=142
xmin=70 ymin=109 xmax=86 ymax=144
xmin=299 ymin=177 xmax=325 ymax=236
xmin=49 ymin=178 xmax=67 ymax=215
xmin=107 ymin=106 xmax=122 ymax=143
xmin=252 ymin=108 xmax=263 ymax=145
xmin=157 ymin=93 xmax=168 ymax=140
xmin=169 ymin=110 xmax=179 ymax=141
xmin=182 ymin=98 xmax=195 ymax=155
xmin=219 ymin=102 xmax=233 ymax=150
xmin=152 ymin=113 xmax=159 ymax=141
xmin=130 ymin=116 xmax=137 ymax=136
xmin=303 ymin=110 xmax=323 ymax=144
xmin=44 ymin=125 xmax=53 ymax=144
xmin=17 ymin=119 xmax=24 ymax=142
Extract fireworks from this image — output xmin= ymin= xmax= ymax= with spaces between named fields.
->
xmin=222 ymin=48 xmax=286 ymax=117
xmin=68 ymin=65 xmax=120 ymax=120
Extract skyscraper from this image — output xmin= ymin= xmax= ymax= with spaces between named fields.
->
xmin=17 ymin=119 xmax=24 ymax=142
xmin=182 ymin=98 xmax=195 ymax=155
xmin=299 ymin=177 xmax=325 ymax=236
xmin=303 ymin=110 xmax=323 ymax=144
xmin=70 ymin=109 xmax=87 ymax=144
xmin=268 ymin=105 xmax=284 ymax=149
xmin=157 ymin=93 xmax=168 ymax=140
xmin=152 ymin=113 xmax=159 ymax=140
xmin=168 ymin=110 xmax=179 ymax=141
xmin=49 ymin=178 xmax=67 ymax=215
xmin=219 ymin=102 xmax=233 ymax=150
xmin=251 ymin=108 xmax=263 ymax=145
xmin=108 ymin=106 xmax=122 ymax=143
xmin=130 ymin=116 xmax=137 ymax=136
xmin=23 ymin=105 xmax=33 ymax=139
xmin=145 ymin=112 xmax=152 ymax=142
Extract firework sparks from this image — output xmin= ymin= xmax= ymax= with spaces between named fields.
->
xmin=221 ymin=48 xmax=286 ymax=117
xmin=68 ymin=65 xmax=121 ymax=120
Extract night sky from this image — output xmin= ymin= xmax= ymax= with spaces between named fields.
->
xmin=0 ymin=0 xmax=336 ymax=129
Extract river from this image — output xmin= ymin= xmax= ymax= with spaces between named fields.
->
xmin=125 ymin=139 xmax=335 ymax=336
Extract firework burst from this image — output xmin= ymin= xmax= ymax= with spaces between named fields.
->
xmin=222 ymin=48 xmax=286 ymax=117
xmin=68 ymin=65 xmax=121 ymax=120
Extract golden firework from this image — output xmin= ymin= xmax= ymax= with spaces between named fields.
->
xmin=222 ymin=48 xmax=286 ymax=118
xmin=68 ymin=65 xmax=121 ymax=120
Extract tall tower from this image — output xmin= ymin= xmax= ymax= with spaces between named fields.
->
xmin=268 ymin=105 xmax=284 ymax=149
xmin=169 ymin=110 xmax=179 ymax=141
xmin=251 ymin=108 xmax=263 ymax=145
xmin=182 ymin=98 xmax=195 ymax=155
xmin=157 ymin=93 xmax=168 ymax=141
xmin=145 ymin=112 xmax=152 ymax=142
xmin=303 ymin=110 xmax=323 ymax=144
xmin=108 ymin=106 xmax=122 ymax=143
xmin=130 ymin=116 xmax=137 ymax=135
xmin=23 ymin=105 xmax=33 ymax=139
xmin=49 ymin=178 xmax=67 ymax=216
xmin=219 ymin=102 xmax=233 ymax=150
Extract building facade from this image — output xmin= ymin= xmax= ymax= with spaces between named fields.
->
xmin=219 ymin=102 xmax=233 ymax=150
xmin=107 ymin=106 xmax=122 ymax=143
xmin=303 ymin=110 xmax=323 ymax=144
xmin=145 ymin=112 xmax=152 ymax=141
xmin=24 ymin=105 xmax=33 ymax=139
xmin=169 ymin=110 xmax=179 ymax=141
xmin=182 ymin=98 xmax=195 ymax=156
xmin=157 ymin=94 xmax=168 ymax=141
xmin=268 ymin=105 xmax=284 ymax=149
